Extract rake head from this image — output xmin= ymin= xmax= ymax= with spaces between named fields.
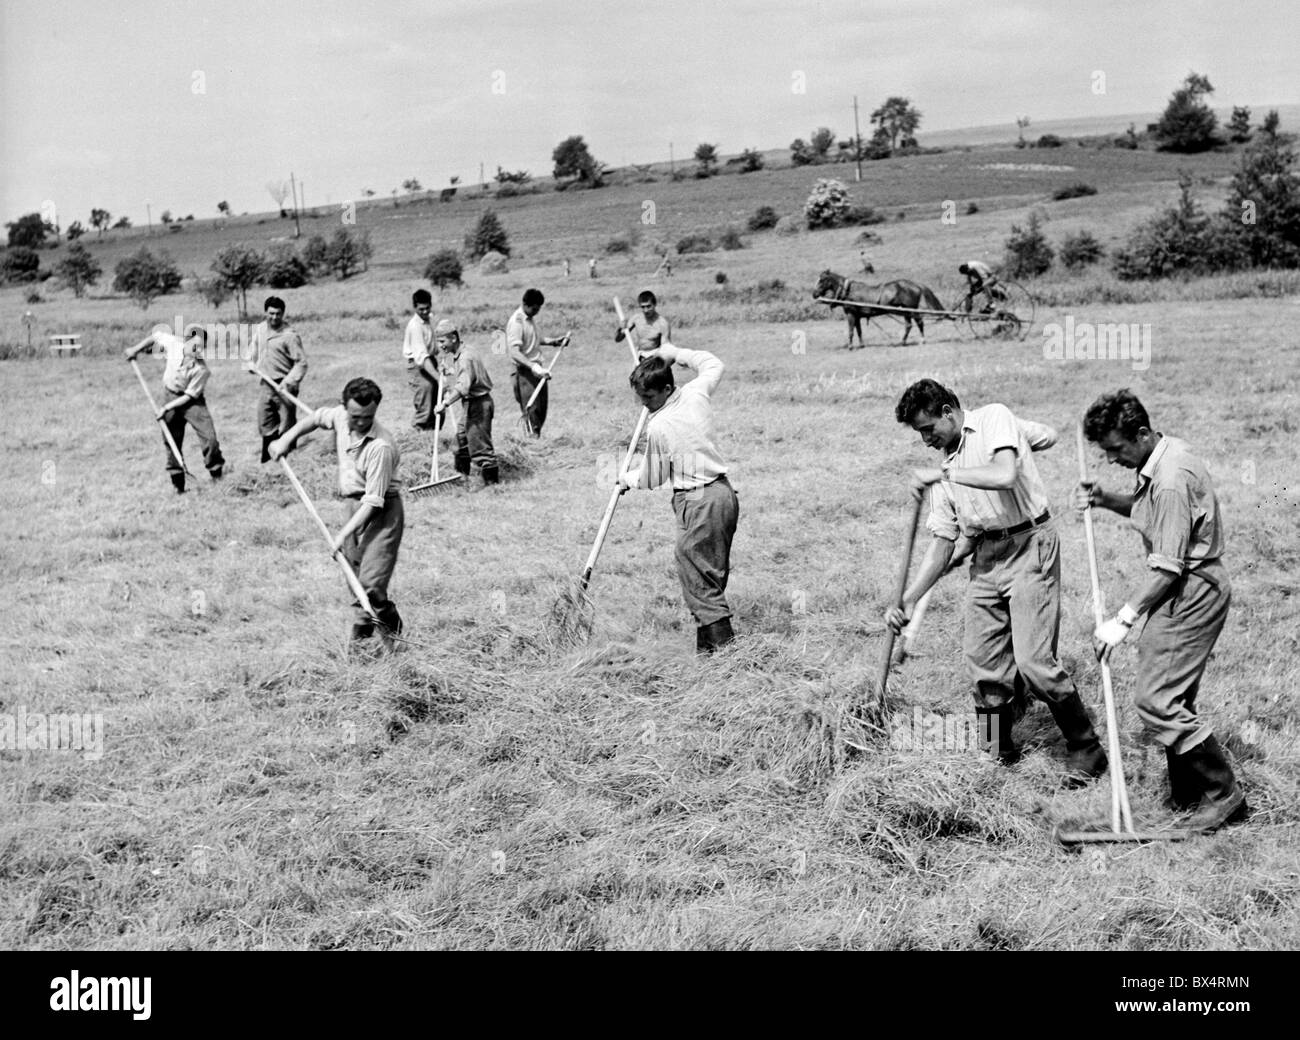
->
xmin=408 ymin=474 xmax=463 ymax=498
xmin=548 ymin=581 xmax=596 ymax=646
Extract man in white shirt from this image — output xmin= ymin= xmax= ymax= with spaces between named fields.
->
xmin=618 ymin=344 xmax=738 ymax=653
xmin=404 ymin=289 xmax=442 ymax=430
xmin=506 ymin=288 xmax=568 ymax=437
xmin=884 ymin=378 xmax=1106 ymax=783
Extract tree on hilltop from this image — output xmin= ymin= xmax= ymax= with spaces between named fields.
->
xmin=870 ymin=97 xmax=922 ymax=153
xmin=1154 ymin=72 xmax=1220 ymax=153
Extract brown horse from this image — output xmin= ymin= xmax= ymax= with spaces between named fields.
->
xmin=813 ymin=269 xmax=949 ymax=348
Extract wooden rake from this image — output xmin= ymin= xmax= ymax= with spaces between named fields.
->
xmin=410 ymin=382 xmax=463 ymax=497
xmin=518 ymin=333 xmax=570 ymax=436
xmin=130 ymin=357 xmax=191 ymax=476
xmin=1056 ymin=423 xmax=1186 ymax=846
xmin=877 ymin=495 xmax=923 ymax=698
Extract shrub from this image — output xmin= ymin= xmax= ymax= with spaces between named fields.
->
xmin=424 ymin=249 xmax=464 ymax=289
xmin=1219 ymin=111 xmax=1300 ymax=268
xmin=754 ymin=278 xmax=786 ymax=297
xmin=326 ymin=228 xmax=364 ymax=279
xmin=804 ymin=178 xmax=852 ymax=229
xmin=841 ymin=204 xmax=884 ymax=227
xmin=114 ymin=247 xmax=183 ymax=308
xmin=211 ymin=244 xmax=265 ymax=313
xmin=714 ymin=271 xmax=727 ymax=284
xmin=193 ymin=275 xmax=232 ymax=310
xmin=1036 ymin=134 xmax=1064 ymax=148
xmin=479 ymin=250 xmax=509 ymax=274
xmin=1154 ymin=73 xmax=1221 ymax=153
xmin=1002 ymin=211 xmax=1054 ymax=278
xmin=718 ymin=226 xmax=745 ymax=250
xmin=604 ymin=235 xmax=633 ymax=255
xmin=747 ymin=206 xmax=779 ymax=231
xmin=965 ymin=202 xmax=980 ymax=215
xmin=739 ymin=148 xmax=765 ymax=173
xmin=302 ymin=235 xmax=331 ymax=276
xmin=1060 ymin=231 xmax=1104 ymax=270
xmin=263 ymin=243 xmax=310 ymax=288
xmin=496 ymin=183 xmax=519 ymax=198
xmin=1052 ymin=183 xmax=1098 ymax=201
xmin=53 ymin=242 xmax=102 ymax=297
xmin=1 ymin=247 xmax=41 ymax=283
xmin=676 ymin=233 xmax=714 ymax=254
xmin=1111 ymin=172 xmax=1242 ymax=280
xmin=25 ymin=290 xmax=42 ymax=304
xmin=465 ymin=210 xmax=510 ymax=260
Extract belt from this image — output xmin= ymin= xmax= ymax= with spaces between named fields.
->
xmin=977 ymin=511 xmax=1050 ymax=541
xmin=672 ymin=474 xmax=731 ymax=496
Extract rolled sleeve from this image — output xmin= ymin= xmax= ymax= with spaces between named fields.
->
xmin=360 ymin=443 xmax=396 ymax=507
xmin=673 ymin=348 xmax=723 ymax=397
xmin=311 ymin=406 xmax=340 ymax=432
xmin=284 ymin=334 xmax=308 ymax=385
xmin=983 ymin=403 xmax=1020 ymax=455
xmin=925 ymin=480 xmax=960 ymax=542
xmin=182 ymin=365 xmax=209 ymax=398
xmin=1147 ymin=487 xmax=1192 ymax=574
xmin=1018 ymin=418 xmax=1058 ymax=452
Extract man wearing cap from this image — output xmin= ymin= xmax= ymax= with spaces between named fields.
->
xmin=124 ymin=326 xmax=226 ymax=493
xmin=404 ymin=289 xmax=442 ymax=430
xmin=958 ymin=260 xmax=1001 ymax=314
xmin=268 ymin=376 xmax=405 ymax=651
xmin=506 ymin=288 xmax=568 ymax=438
xmin=1078 ymin=389 xmax=1246 ymax=833
xmin=433 ymin=319 xmax=498 ymax=486
xmin=250 ymin=295 xmax=309 ymax=463
xmin=884 ymin=378 xmax=1108 ymax=784
xmin=615 ymin=290 xmax=672 ymax=353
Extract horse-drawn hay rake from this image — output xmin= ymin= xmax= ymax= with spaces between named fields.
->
xmin=813 ymin=270 xmax=1036 ymax=347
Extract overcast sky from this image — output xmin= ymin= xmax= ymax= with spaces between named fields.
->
xmin=2 ymin=0 xmax=1297 ymax=226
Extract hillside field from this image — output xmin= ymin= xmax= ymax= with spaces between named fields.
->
xmin=3 ymin=141 xmax=1299 ymax=950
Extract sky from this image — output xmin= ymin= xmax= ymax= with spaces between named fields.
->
xmin=2 ymin=0 xmax=1298 ymax=227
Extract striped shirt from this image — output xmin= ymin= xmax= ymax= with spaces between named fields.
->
xmin=312 ymin=406 xmax=402 ymax=507
xmin=251 ymin=322 xmax=308 ymax=385
xmin=1130 ymin=434 xmax=1224 ymax=576
xmin=926 ymin=403 xmax=1050 ymax=541
xmin=630 ymin=347 xmax=728 ymax=492
xmin=159 ymin=332 xmax=211 ymax=398
xmin=403 ymin=314 xmax=433 ymax=366
xmin=506 ymin=307 xmax=542 ymax=366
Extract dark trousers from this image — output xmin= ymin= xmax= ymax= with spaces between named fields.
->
xmin=671 ymin=476 xmax=739 ymax=625
xmin=1136 ymin=564 xmax=1230 ymax=753
xmin=409 ymin=365 xmax=442 ymax=430
xmin=454 ymin=395 xmax=496 ymax=474
xmin=342 ymin=494 xmax=404 ymax=637
xmin=162 ymin=394 xmax=224 ymax=476
xmin=258 ymin=384 xmax=296 ymax=462
xmin=511 ymin=365 xmax=548 ymax=435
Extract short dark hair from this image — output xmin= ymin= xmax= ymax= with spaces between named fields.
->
xmin=523 ymin=288 xmax=545 ymax=307
xmin=264 ymin=296 xmax=286 ymax=312
xmin=630 ymin=356 xmax=674 ymax=396
xmin=638 ymin=290 xmax=657 ymax=305
xmin=412 ymin=289 xmax=432 ymax=307
xmin=1084 ymin=389 xmax=1150 ymax=442
xmin=342 ymin=377 xmax=382 ymax=407
xmin=895 ymin=379 xmax=960 ymax=424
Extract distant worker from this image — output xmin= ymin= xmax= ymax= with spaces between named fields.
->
xmin=588 ymin=257 xmax=598 ymax=279
xmin=250 ymin=295 xmax=308 ymax=463
xmin=563 ymin=258 xmax=571 ymax=278
xmin=507 ymin=288 xmax=569 ymax=438
xmin=403 ymin=289 xmax=441 ymax=430
xmin=959 ymin=260 xmax=1001 ymax=314
xmin=433 ymin=319 xmax=498 ymax=487
xmin=615 ymin=290 xmax=672 ymax=353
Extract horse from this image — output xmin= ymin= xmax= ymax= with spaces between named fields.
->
xmin=813 ymin=269 xmax=950 ymax=348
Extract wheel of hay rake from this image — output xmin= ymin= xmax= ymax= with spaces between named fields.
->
xmin=999 ymin=282 xmax=1035 ymax=340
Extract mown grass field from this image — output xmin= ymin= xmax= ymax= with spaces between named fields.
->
xmin=3 ymin=141 xmax=1299 ymax=949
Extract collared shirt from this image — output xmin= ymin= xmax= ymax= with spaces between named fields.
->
xmin=626 ymin=313 xmax=671 ymax=351
xmin=251 ymin=321 xmax=308 ymax=385
xmin=926 ymin=404 xmax=1050 ymax=541
xmin=630 ymin=348 xmax=727 ymax=491
xmin=312 ymin=406 xmax=402 ymax=507
xmin=964 ymin=260 xmax=995 ymax=281
xmin=403 ymin=314 xmax=433 ymax=366
xmin=442 ymin=344 xmax=493 ymax=401
xmin=159 ymin=332 xmax=210 ymax=398
xmin=1130 ymin=434 xmax=1224 ymax=575
xmin=506 ymin=306 xmax=542 ymax=366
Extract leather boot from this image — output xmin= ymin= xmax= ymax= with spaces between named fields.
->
xmin=260 ymin=435 xmax=276 ymax=464
xmin=976 ymin=707 xmax=1020 ymax=764
xmin=1178 ymin=735 xmax=1247 ymax=833
xmin=170 ymin=473 xmax=186 ymax=494
xmin=481 ymin=465 xmax=500 ymax=486
xmin=453 ymin=453 xmax=471 ymax=477
xmin=697 ymin=617 xmax=735 ymax=654
xmin=1046 ymin=692 xmax=1108 ymax=787
xmin=1163 ymin=747 xmax=1198 ymax=812
xmin=696 ymin=626 xmax=709 ymax=655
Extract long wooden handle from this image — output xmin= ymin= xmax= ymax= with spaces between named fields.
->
xmin=524 ymin=335 xmax=569 ymax=411
xmin=613 ymin=298 xmax=641 ymax=366
xmin=278 ymin=456 xmax=379 ymax=623
xmin=578 ymin=406 xmax=650 ymax=589
xmin=899 ymin=589 xmax=932 ymax=660
xmin=878 ymin=495 xmax=923 ymax=696
xmin=131 ymin=357 xmax=191 ymax=475
xmin=1076 ymin=423 xmax=1132 ymax=832
xmin=247 ymin=363 xmax=311 ymax=413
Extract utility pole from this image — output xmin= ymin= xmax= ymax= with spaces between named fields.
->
xmin=480 ymin=162 xmax=485 ymax=191
xmin=290 ymin=172 xmax=302 ymax=237
xmin=669 ymin=142 xmax=674 ymax=179
xmin=146 ymin=202 xmax=152 ymax=236
xmin=853 ymin=95 xmax=863 ymax=182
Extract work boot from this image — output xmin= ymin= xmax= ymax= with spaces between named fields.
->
xmin=170 ymin=473 xmax=186 ymax=494
xmin=976 ymin=707 xmax=1020 ymax=764
xmin=1046 ymin=692 xmax=1108 ymax=787
xmin=1163 ymin=747 xmax=1198 ymax=812
xmin=1178 ymin=735 xmax=1248 ymax=833
xmin=696 ymin=616 xmax=735 ymax=654
xmin=453 ymin=453 xmax=472 ymax=477
xmin=261 ymin=435 xmax=276 ymax=464
xmin=481 ymin=465 xmax=500 ymax=486
xmin=209 ymin=466 xmax=224 ymax=482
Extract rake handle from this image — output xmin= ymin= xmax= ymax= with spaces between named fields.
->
xmin=247 ymin=363 xmax=310 ymax=413
xmin=130 ymin=357 xmax=191 ymax=476
xmin=878 ymin=495 xmax=923 ymax=696
xmin=524 ymin=335 xmax=568 ymax=412
xmin=1077 ymin=422 xmax=1133 ymax=833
